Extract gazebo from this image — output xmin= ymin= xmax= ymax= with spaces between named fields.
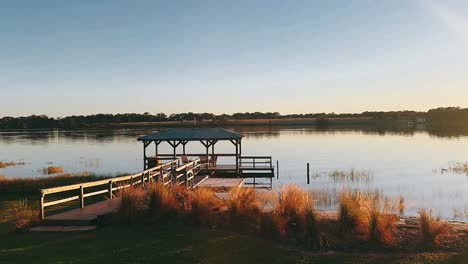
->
xmin=137 ymin=128 xmax=244 ymax=174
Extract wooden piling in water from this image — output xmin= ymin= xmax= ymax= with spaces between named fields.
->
xmin=276 ymin=160 xmax=279 ymax=179
xmin=307 ymin=163 xmax=310 ymax=184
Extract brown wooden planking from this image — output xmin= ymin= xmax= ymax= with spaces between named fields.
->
xmin=45 ymin=198 xmax=121 ymax=221
xmin=196 ymin=178 xmax=245 ymax=189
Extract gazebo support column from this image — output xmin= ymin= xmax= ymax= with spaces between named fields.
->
xmin=230 ymin=139 xmax=240 ymax=176
xmin=143 ymin=141 xmax=151 ymax=170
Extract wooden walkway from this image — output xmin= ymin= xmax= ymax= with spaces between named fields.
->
xmin=196 ymin=178 xmax=245 ymax=190
xmin=45 ymin=198 xmax=121 ymax=222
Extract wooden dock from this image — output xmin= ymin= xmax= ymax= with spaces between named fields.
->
xmin=196 ymin=178 xmax=245 ymax=191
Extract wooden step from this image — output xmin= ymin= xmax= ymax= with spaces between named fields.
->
xmin=42 ymin=198 xmax=121 ymax=226
xmin=30 ymin=225 xmax=97 ymax=232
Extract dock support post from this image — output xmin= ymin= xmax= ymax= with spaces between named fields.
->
xmin=40 ymin=193 xmax=45 ymax=220
xmin=307 ymin=163 xmax=310 ymax=184
xmin=108 ymin=180 xmax=113 ymax=200
xmin=80 ymin=186 xmax=84 ymax=208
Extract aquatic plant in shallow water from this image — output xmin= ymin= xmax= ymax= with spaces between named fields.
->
xmin=328 ymin=169 xmax=373 ymax=183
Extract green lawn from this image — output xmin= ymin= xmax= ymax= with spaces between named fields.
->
xmin=0 ymin=221 xmax=467 ymax=264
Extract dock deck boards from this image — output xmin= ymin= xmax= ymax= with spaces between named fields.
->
xmin=196 ymin=178 xmax=245 ymax=189
xmin=45 ymin=198 xmax=121 ymax=222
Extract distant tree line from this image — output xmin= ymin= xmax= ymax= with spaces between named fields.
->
xmin=0 ymin=108 xmax=466 ymax=130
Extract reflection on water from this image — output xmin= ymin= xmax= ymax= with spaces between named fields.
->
xmin=0 ymin=125 xmax=468 ymax=221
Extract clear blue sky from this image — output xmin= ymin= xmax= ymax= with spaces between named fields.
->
xmin=1 ymin=0 xmax=467 ymax=117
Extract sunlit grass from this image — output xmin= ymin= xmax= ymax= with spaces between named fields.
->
xmin=118 ymin=185 xmax=146 ymax=223
xmin=42 ymin=166 xmax=64 ymax=175
xmin=12 ymin=199 xmax=39 ymax=231
xmin=418 ymin=209 xmax=449 ymax=248
xmin=0 ymin=161 xmax=26 ymax=168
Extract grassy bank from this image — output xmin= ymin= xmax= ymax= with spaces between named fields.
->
xmin=0 ymin=221 xmax=467 ymax=264
xmin=1 ymin=180 xmax=467 ymax=263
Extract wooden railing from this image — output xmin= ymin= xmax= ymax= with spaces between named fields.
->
xmin=39 ymin=159 xmax=201 ymax=219
xmin=239 ymin=156 xmax=273 ymax=170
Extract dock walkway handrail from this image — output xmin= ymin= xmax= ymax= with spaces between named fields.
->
xmin=239 ymin=156 xmax=273 ymax=169
xmin=39 ymin=159 xmax=201 ymax=219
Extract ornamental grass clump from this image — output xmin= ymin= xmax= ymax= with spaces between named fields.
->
xmin=13 ymin=199 xmax=39 ymax=231
xmin=418 ymin=209 xmax=449 ymax=248
xmin=226 ymin=187 xmax=262 ymax=230
xmin=302 ymin=197 xmax=324 ymax=249
xmin=338 ymin=192 xmax=367 ymax=236
xmin=191 ymin=188 xmax=223 ymax=226
xmin=118 ymin=185 xmax=146 ymax=223
xmin=275 ymin=185 xmax=309 ymax=234
xmin=147 ymin=182 xmax=179 ymax=219
xmin=367 ymin=198 xmax=399 ymax=247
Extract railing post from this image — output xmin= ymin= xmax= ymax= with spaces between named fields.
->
xmin=79 ymin=185 xmax=84 ymax=208
xmin=40 ymin=192 xmax=45 ymax=220
xmin=141 ymin=173 xmax=145 ymax=185
xmin=108 ymin=180 xmax=113 ymax=200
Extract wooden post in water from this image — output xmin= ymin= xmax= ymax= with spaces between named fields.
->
xmin=79 ymin=185 xmax=84 ymax=208
xmin=276 ymin=160 xmax=279 ymax=179
xmin=307 ymin=163 xmax=310 ymax=184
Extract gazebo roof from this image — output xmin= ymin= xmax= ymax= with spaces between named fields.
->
xmin=137 ymin=128 xmax=243 ymax=141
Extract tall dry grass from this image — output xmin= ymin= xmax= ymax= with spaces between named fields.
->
xmin=43 ymin=166 xmax=64 ymax=175
xmin=275 ymin=185 xmax=309 ymax=233
xmin=191 ymin=188 xmax=223 ymax=225
xmin=118 ymin=185 xmax=146 ymax=223
xmin=338 ymin=192 xmax=368 ymax=236
xmin=302 ymin=197 xmax=324 ymax=249
xmin=367 ymin=198 xmax=399 ymax=247
xmin=13 ymin=199 xmax=39 ymax=231
xmin=147 ymin=182 xmax=178 ymax=218
xmin=0 ymin=161 xmax=26 ymax=168
xmin=418 ymin=209 xmax=449 ymax=247
xmin=226 ymin=187 xmax=261 ymax=230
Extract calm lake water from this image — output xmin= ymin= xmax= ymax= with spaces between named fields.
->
xmin=1 ymin=127 xmax=468 ymax=221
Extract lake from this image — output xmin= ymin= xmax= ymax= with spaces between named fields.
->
xmin=1 ymin=126 xmax=467 ymax=221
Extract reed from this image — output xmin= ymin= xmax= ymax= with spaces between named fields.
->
xmin=338 ymin=192 xmax=367 ymax=236
xmin=0 ymin=161 xmax=26 ymax=168
xmin=190 ymin=188 xmax=222 ymax=225
xmin=259 ymin=212 xmax=287 ymax=241
xmin=367 ymin=199 xmax=398 ymax=247
xmin=147 ymin=182 xmax=178 ymax=218
xmin=118 ymin=185 xmax=146 ymax=223
xmin=168 ymin=184 xmax=193 ymax=211
xmin=302 ymin=197 xmax=323 ymax=249
xmin=275 ymin=185 xmax=311 ymax=237
xmin=418 ymin=209 xmax=449 ymax=247
xmin=448 ymin=162 xmax=468 ymax=175
xmin=329 ymin=169 xmax=373 ymax=183
xmin=43 ymin=166 xmax=64 ymax=175
xmin=226 ymin=187 xmax=261 ymax=229
xmin=13 ymin=199 xmax=39 ymax=231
